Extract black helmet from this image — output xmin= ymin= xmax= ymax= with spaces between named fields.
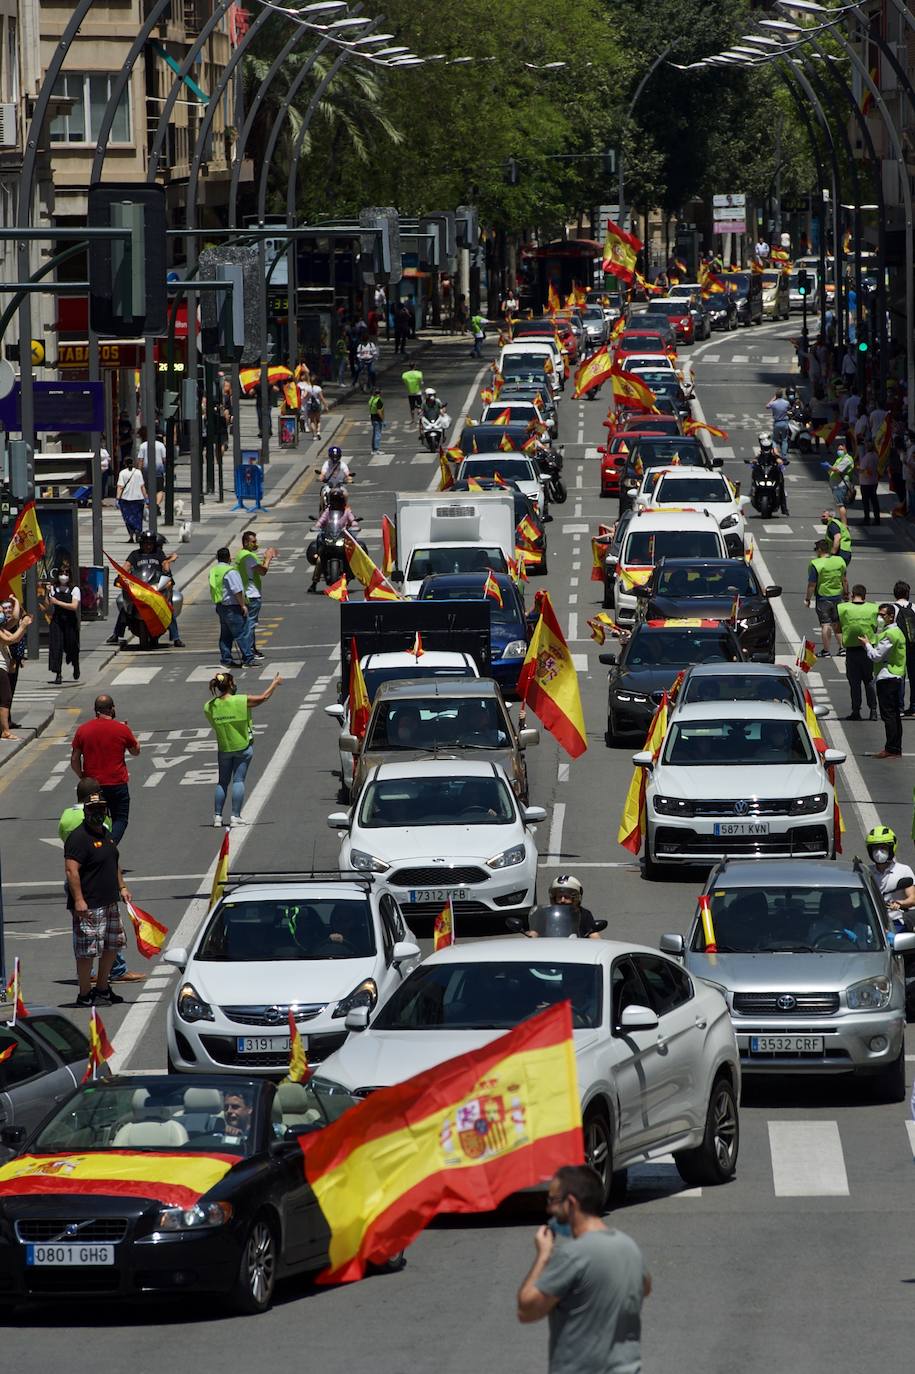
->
xmin=328 ymin=488 xmax=347 ymax=510
xmin=328 ymin=445 xmax=343 ymax=461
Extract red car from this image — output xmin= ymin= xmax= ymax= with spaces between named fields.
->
xmin=614 ymin=329 xmax=674 ymax=358
xmin=643 ymin=299 xmax=695 ymax=344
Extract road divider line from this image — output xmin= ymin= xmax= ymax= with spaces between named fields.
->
xmin=768 ymin=1120 xmax=849 ymax=1196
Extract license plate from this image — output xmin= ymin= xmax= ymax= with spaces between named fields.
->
xmin=408 ymin=888 xmax=467 ymax=904
xmin=750 ymin=1035 xmax=824 ymax=1054
xmin=26 ymin=1244 xmax=114 ymax=1266
xmin=713 ymin=821 xmax=770 ymax=836
xmin=236 ymin=1035 xmax=294 ymax=1053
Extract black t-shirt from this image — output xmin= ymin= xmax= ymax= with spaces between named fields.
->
xmin=578 ymin=906 xmax=599 ymax=937
xmin=64 ymin=823 xmax=120 ymax=910
xmin=127 ymin=549 xmax=166 ymax=582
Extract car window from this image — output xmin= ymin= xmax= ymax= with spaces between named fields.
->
xmin=378 ymin=895 xmax=400 ymax=962
xmin=373 ymin=961 xmax=603 ymax=1030
xmin=656 ymin=565 xmax=756 ymax=599
xmin=632 ymin=954 xmax=693 ymax=1013
xmin=460 ymin=458 xmax=537 ymax=483
xmin=197 ymin=898 xmax=377 ymax=961
xmin=663 ymin=718 xmax=814 ymax=766
xmin=681 ymin=672 xmax=796 ymax=707
xmin=626 ymin=628 xmax=740 ymax=668
xmin=367 ymin=697 xmax=511 ymax=752
xmin=29 ymin=1014 xmax=89 ymax=1066
xmin=624 ymin=529 xmax=723 ymax=564
xmin=0 ymin=1025 xmax=49 ymax=1089
xmin=358 ymin=774 xmax=517 ymax=828
xmin=653 ymin=476 xmax=731 ymax=505
xmin=694 ymin=885 xmax=883 ymax=954
xmin=611 ymin=957 xmax=652 ymax=1026
xmin=406 ymin=546 xmax=508 ymax=581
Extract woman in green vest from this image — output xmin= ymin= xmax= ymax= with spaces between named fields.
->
xmin=204 ymin=670 xmax=282 ymax=827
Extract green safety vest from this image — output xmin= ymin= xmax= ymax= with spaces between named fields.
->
xmin=369 ymin=394 xmax=384 ymax=418
xmin=881 ymin=623 xmax=907 ymax=676
xmin=235 ymin=549 xmax=261 ymax=596
xmin=837 ymin=600 xmax=878 ymax=649
xmin=209 ymin=561 xmax=232 ymax=605
xmin=810 ymin=555 xmax=846 ymax=598
xmin=829 ymin=519 xmax=852 ymax=554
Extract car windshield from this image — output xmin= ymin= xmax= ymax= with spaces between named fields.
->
xmin=366 ymin=697 xmax=511 ymax=752
xmin=624 ymin=529 xmax=722 ymax=563
xmin=29 ymin=1078 xmax=267 ymax=1157
xmin=583 ymin=307 xmax=604 ymax=321
xmin=630 ymin=439 xmax=702 ymax=462
xmin=363 ymin=665 xmax=475 ymax=698
xmin=682 ymin=672 xmax=797 ymax=705
xmin=724 ymin=273 xmax=750 ymax=292
xmin=656 ymin=564 xmax=757 ymax=598
xmin=628 ymin=419 xmax=680 ymax=436
xmin=197 ymin=898 xmax=376 ymax=961
xmin=636 ymin=375 xmax=680 ymax=394
xmin=358 ymin=775 xmax=516 ymax=827
xmin=646 ymin=301 xmax=682 ymax=316
xmin=651 ymin=476 xmax=730 ymax=504
xmin=663 ymin=717 xmax=814 ymax=766
xmin=626 ymin=629 xmax=740 ymax=668
xmin=692 ymin=885 xmax=884 ymax=954
xmin=406 ymin=546 xmax=508 ymax=581
xmin=483 ymin=406 xmax=534 ymax=423
xmin=622 ymin=334 xmax=667 ymax=350
xmin=460 ymin=458 xmax=536 ymax=482
xmin=373 ymin=961 xmax=603 ymax=1030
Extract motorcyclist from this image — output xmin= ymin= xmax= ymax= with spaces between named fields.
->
xmin=867 ymin=826 xmax=915 ymax=927
xmin=319 ymin=445 xmax=351 ymax=488
xmin=525 ymin=874 xmax=603 ymax=939
xmin=751 ymin=432 xmax=789 ymax=515
xmin=421 ymin=388 xmax=445 ymax=424
xmin=308 ymin=488 xmax=360 ymax=593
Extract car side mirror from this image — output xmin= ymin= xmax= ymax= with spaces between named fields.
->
xmin=659 ymin=933 xmax=685 ymax=956
xmin=327 ymin=812 xmax=351 ymax=830
xmin=823 ymin=748 xmax=846 ymax=766
xmin=592 ymin=918 xmax=608 ymax=933
xmin=392 ymin=940 xmax=420 ymax=966
xmin=813 ymin=704 xmax=828 ymax=718
xmin=626 ymin=490 xmax=637 ymax=504
xmin=324 ymin=703 xmax=346 ymax=723
xmin=518 ymin=727 xmax=540 ymax=748
xmin=713 ymin=457 xmax=724 ymax=468
xmin=163 ymin=946 xmax=188 ymax=970
xmin=617 ymin=1003 xmax=659 ymax=1033
xmin=765 ymin=585 xmax=782 ymax=598
xmin=892 ymin=932 xmax=915 ymax=954
xmin=345 ymin=1006 xmax=370 ymax=1032
xmin=390 ymin=570 xmax=404 ymax=585
xmin=631 ymin=750 xmax=653 ymax=769
xmin=599 ymin=652 xmax=617 ymax=665
xmin=0 ymin=1126 xmax=25 ymax=1148
xmin=339 ymin=733 xmax=359 ymax=754
xmin=523 ymin=805 xmax=547 ymax=824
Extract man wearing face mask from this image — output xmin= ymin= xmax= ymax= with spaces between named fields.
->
xmin=862 ymin=603 xmax=907 ymax=758
xmin=866 ymin=826 xmax=915 ymax=921
xmin=64 ymin=789 xmax=132 ymax=1008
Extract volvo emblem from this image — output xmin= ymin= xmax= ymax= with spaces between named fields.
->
xmin=264 ymin=1006 xmax=283 ymax=1024
xmin=63 ymin=1223 xmax=79 ymax=1238
xmin=776 ymin=994 xmax=797 ymax=1011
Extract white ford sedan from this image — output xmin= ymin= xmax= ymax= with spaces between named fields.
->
xmin=635 ymin=701 xmax=845 ymax=878
xmin=321 ymin=937 xmax=741 ymax=1203
xmin=328 ymin=760 xmax=543 ymax=923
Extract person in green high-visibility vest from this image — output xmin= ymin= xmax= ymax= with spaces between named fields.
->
xmin=805 ymin=538 xmax=849 ymax=660
xmin=862 ymin=603 xmax=907 ymax=758
xmin=837 ymin=585 xmax=879 ymax=721
xmin=209 ymin=546 xmax=253 ymax=668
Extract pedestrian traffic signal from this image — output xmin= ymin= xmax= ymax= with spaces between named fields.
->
xmin=796 ymin=269 xmax=809 ymax=298
xmin=858 ymin=339 xmax=868 ymax=352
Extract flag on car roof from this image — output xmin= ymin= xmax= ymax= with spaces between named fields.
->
xmin=411 ymin=632 xmax=425 ymax=659
xmin=83 ymin=1008 xmax=115 ymax=1082
xmin=349 ymin=638 xmax=370 ymax=740
xmin=106 ymin=553 xmax=173 ymax=637
xmin=433 ymin=898 xmax=455 ymax=952
xmin=483 ymin=571 xmax=503 ymax=608
xmin=618 ymin=692 xmax=669 ymax=853
xmin=602 ymin=219 xmax=642 ymax=285
xmin=324 ymin=575 xmax=349 ymax=602
xmin=467 ymin=476 xmax=485 ymax=492
xmin=0 ymin=502 xmax=45 ymax=601
xmin=518 ymin=592 xmax=587 ymax=758
xmin=3 ymin=958 xmax=27 ymax=1023
xmin=797 ymin=638 xmax=817 ymax=674
xmin=124 ymin=901 xmax=168 ymax=959
xmin=365 ymin=569 xmax=401 ymax=602
xmin=297 ymin=1001 xmax=582 ymax=1284
xmin=609 ymin=367 xmax=656 ymax=413
xmin=804 ymin=687 xmax=844 ymax=851
xmin=285 ymin=1010 xmax=311 ymax=1085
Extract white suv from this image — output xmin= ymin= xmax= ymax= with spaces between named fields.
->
xmin=612 ymin=509 xmax=727 ymax=625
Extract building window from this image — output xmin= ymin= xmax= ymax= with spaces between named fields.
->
xmin=49 ymin=73 xmax=131 ymax=146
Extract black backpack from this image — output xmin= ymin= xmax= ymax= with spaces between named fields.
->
xmin=897 ymin=603 xmax=915 ymax=646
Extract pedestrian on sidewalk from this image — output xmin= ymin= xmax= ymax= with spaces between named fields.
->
xmin=805 ymin=538 xmax=849 ymax=659
xmin=235 ymin=531 xmax=277 ymax=662
xmin=115 ymin=458 xmax=147 ymax=542
xmin=0 ymin=604 xmax=31 ymax=739
xmin=368 ymin=386 xmax=385 ymax=453
xmin=516 ymin=1164 xmax=651 ymax=1374
xmin=204 ymin=670 xmax=282 ymax=828
xmin=394 ymin=303 xmax=412 ymax=355
xmin=210 ymin=546 xmax=253 ymax=667
xmin=862 ymin=603 xmax=906 ymax=758
xmin=300 ymin=376 xmax=327 ymax=440
xmin=1 ymin=594 xmax=25 ymax=727
xmin=402 ymin=361 xmax=424 ymax=424
xmin=837 ymin=585 xmax=879 ymax=720
xmin=71 ymin=694 xmax=140 ymax=846
xmin=44 ymin=567 xmax=81 ymax=685
xmin=857 ymin=439 xmax=880 ymax=524
xmin=334 ymin=335 xmax=348 ymax=387
xmin=65 ymin=787 xmax=132 ymax=1008
xmin=137 ymin=427 xmax=166 ymax=515
xmin=822 ymin=509 xmax=852 ymax=568
xmin=357 ymin=337 xmax=379 ymax=390
xmin=893 ymin=580 xmax=915 ymax=715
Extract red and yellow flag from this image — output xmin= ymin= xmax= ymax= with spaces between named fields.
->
xmin=105 ymin=553 xmax=172 ymax=637
xmin=0 ymin=1151 xmax=236 ymax=1210
xmin=480 ymin=387 xmax=494 ymax=406
xmin=587 ymin=612 xmax=617 ymax=645
xmin=498 ymin=434 xmax=516 ymax=453
xmin=433 ymin=898 xmax=455 ymax=952
xmin=518 ymin=592 xmax=586 ymax=758
xmin=467 ymin=477 xmax=485 ymax=493
xmin=483 ymin=571 xmax=503 ymax=607
xmin=684 ymin=420 xmax=728 ymax=441
xmin=438 ymin=449 xmax=455 ymax=491
xmin=381 ymin=515 xmax=397 ymax=576
xmin=797 ymin=638 xmax=817 ymax=674
xmin=83 ymin=1008 xmax=115 ymax=1081
xmin=0 ymin=1044 xmax=14 ymax=1064
xmin=298 ymin=1001 xmax=582 ymax=1284
xmin=804 ymin=687 xmax=844 ymax=851
xmin=572 ymin=346 xmax=613 ymax=399
xmin=349 ymin=638 xmax=370 ymax=740
xmin=3 ymin=957 xmax=27 ymax=1022
xmin=618 ymin=693 xmax=669 ymax=853
xmin=770 ymin=247 xmax=790 ymax=264
xmin=814 ymin=421 xmax=841 ymax=447
xmin=516 ymin=515 xmax=540 ymax=548
xmin=210 ymin=828 xmax=230 ymax=910
xmin=547 ymin=282 xmax=561 ymax=314
xmin=591 ymin=537 xmax=606 ymax=583
xmin=0 ymin=502 xmax=45 ymax=600
xmin=324 ymin=575 xmax=349 ymax=602
xmin=491 ymin=407 xmax=512 ymax=426
xmin=124 ymin=900 xmax=168 ymax=959
xmin=698 ymin=895 xmax=718 ymax=953
xmin=411 ymin=632 xmax=425 ymax=659
xmin=344 ymin=532 xmax=399 ymax=600
xmin=286 ymin=1010 xmax=311 ymax=1085
xmin=602 ymin=219 xmax=642 ymax=285
xmin=609 ymin=367 xmax=656 ymax=412
xmin=365 ymin=568 xmax=401 ymax=602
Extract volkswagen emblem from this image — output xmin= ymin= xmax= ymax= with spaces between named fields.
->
xmin=776 ymin=994 xmax=797 ymax=1011
xmin=733 ymin=799 xmax=750 ymax=816
xmin=264 ymin=1006 xmax=282 ymax=1024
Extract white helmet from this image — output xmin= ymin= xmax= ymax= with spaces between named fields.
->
xmin=424 ymin=387 xmax=437 ymax=398
xmin=758 ymin=433 xmax=774 ymax=450
xmin=550 ymin=873 xmax=584 ymax=902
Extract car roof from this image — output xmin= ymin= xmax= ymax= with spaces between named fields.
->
xmin=709 ymin=858 xmax=865 ymax=889
xmin=419 ymin=572 xmax=519 ymax=599
xmin=421 ymin=936 xmax=662 ymax=966
xmin=670 ymin=700 xmax=805 ymax=722
xmin=372 ymin=759 xmax=508 ymax=780
xmin=1 ymin=1003 xmax=64 ymax=1025
xmin=627 ymin=510 xmax=722 ymax=530
xmin=219 ymin=882 xmax=373 ymax=903
xmin=374 ymin=678 xmax=502 ymax=702
xmin=685 ymin=660 xmax=791 ymax=677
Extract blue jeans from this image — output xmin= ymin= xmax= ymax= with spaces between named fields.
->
xmin=215 ymin=744 xmax=254 ymax=817
xmin=217 ymin=604 xmax=253 ymax=665
xmin=371 ymin=418 xmax=384 ymax=452
xmin=167 ymin=613 xmax=181 ymax=643
xmin=773 ymin=421 xmax=789 ymax=459
xmin=246 ymin=597 xmax=261 ymax=652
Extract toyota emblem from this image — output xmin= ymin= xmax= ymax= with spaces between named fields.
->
xmin=734 ymin=799 xmax=750 ymax=816
xmin=776 ymin=994 xmax=797 ymax=1011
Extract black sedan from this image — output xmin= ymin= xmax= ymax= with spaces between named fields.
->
xmin=0 ymin=1074 xmax=367 ymax=1313
xmin=601 ymin=619 xmax=744 ymax=744
xmin=635 ymin=559 xmax=781 ymax=662
xmin=703 ymin=291 xmax=739 ymax=331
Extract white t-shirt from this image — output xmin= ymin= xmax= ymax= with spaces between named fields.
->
xmin=874 ymin=860 xmax=915 ymax=901
xmin=53 ymin=584 xmax=81 ymax=607
xmin=117 ymin=468 xmax=146 ymax=501
xmin=138 ymin=440 xmax=166 ymax=473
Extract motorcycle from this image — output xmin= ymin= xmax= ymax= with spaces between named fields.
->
xmin=746 ymin=451 xmax=785 ymax=519
xmin=307 ymin=510 xmax=362 ymax=588
xmin=536 ymin=448 xmax=567 ymax=504
xmin=115 ymin=572 xmax=183 ymax=650
xmin=419 ymin=407 xmax=450 ymax=452
xmin=313 ymin=467 xmax=356 ymax=511
xmin=784 ymin=386 xmax=813 ymax=453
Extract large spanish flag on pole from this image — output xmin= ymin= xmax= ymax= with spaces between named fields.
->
xmin=609 ymin=366 xmax=656 ymax=412
xmin=601 ymin=219 xmax=643 ymax=285
xmin=105 ymin=553 xmax=173 ymax=637
xmin=348 ymin=637 xmax=370 ymax=740
xmin=517 ymin=592 xmax=587 ymax=758
xmin=343 ymin=532 xmax=400 ymax=600
xmin=0 ymin=501 xmax=45 ymax=599
xmin=299 ymin=1001 xmax=582 ymax=1285
xmin=618 ymin=692 xmax=669 ymax=853
xmin=572 ymin=345 xmax=614 ymax=399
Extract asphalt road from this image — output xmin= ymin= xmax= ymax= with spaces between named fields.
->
xmin=4 ymin=320 xmax=915 ymax=1371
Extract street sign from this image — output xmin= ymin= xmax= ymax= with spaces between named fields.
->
xmin=0 ymin=382 xmax=105 ymax=432
xmin=712 ymin=193 xmax=746 ymax=208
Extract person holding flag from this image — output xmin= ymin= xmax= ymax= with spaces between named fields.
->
xmin=0 ymin=600 xmax=31 ymax=740
xmin=64 ymin=787 xmax=132 ymax=1009
xmin=203 ymin=670 xmax=282 ymax=829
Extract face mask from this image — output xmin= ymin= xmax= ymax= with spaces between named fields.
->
xmin=872 ymin=848 xmax=891 ymax=865
xmin=84 ymin=810 xmax=107 ymax=830
xmin=548 ymin=1218 xmax=572 ymax=1238
xmin=58 ymin=578 xmax=69 ymax=587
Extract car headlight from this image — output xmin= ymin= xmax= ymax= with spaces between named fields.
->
xmin=500 ymin=640 xmax=528 ymax=659
xmin=176 ymin=982 xmax=214 ymax=1023
xmin=487 ymin=843 xmax=526 ymax=869
xmin=333 ymin=977 xmax=378 ymax=1019
xmin=349 ymin=848 xmax=390 ymax=873
xmin=719 ymin=514 xmax=738 ymax=530
xmin=653 ymin=795 xmax=695 ymax=816
xmin=156 ymin=1202 xmax=233 ymax=1232
xmin=846 ymin=976 xmax=892 ymax=1011
xmin=788 ymin=793 xmax=829 ymax=815
xmin=615 ymin=691 xmax=648 ymax=703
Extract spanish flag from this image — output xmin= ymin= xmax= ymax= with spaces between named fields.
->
xmin=210 ymin=828 xmax=230 ymax=910
xmin=3 ymin=958 xmax=27 ymax=1022
xmin=634 ymin=271 xmax=663 ymax=297
xmin=797 ymin=638 xmax=817 ymax=674
xmin=572 ymin=345 xmax=613 ymax=400
xmin=751 ymin=260 xmax=764 ymax=276
xmin=483 ymin=570 xmax=503 ymax=607
xmin=591 ymin=537 xmax=606 ymax=583
xmin=518 ymin=592 xmax=586 ymax=758
xmin=0 ymin=1151 xmax=235 ymax=1209
xmin=609 ymin=367 xmax=656 ymax=412
xmin=365 ymin=568 xmax=402 ymax=602
xmin=286 ymin=1010 xmax=311 ymax=1085
xmin=106 ymin=553 xmax=173 ymax=637
xmin=491 ymin=407 xmax=512 ymax=426
xmin=297 ymin=1001 xmax=582 ymax=1284
xmin=445 ymin=444 xmax=465 ymax=463
xmin=498 ymin=434 xmax=516 ymax=453
xmin=602 ymin=219 xmax=643 ymax=285
xmin=587 ymin=612 xmax=617 ymax=645
xmin=547 ymin=282 xmax=561 ymax=314
xmin=467 ymin=477 xmax=485 ymax=492
xmin=433 ymin=898 xmax=455 ymax=952
xmin=814 ymin=421 xmax=841 ymax=447
xmin=438 ymin=448 xmax=455 ymax=491
xmin=0 ymin=1045 xmax=14 ymax=1064
xmin=0 ymin=501 xmax=45 ymax=600
xmin=861 ymin=64 xmax=878 ymax=115
xmin=516 ymin=515 xmax=540 ymax=547
xmin=124 ymin=900 xmax=168 ymax=959
xmin=698 ymin=895 xmax=718 ymax=953
xmin=324 ymin=575 xmax=349 ymax=602
xmin=344 ymin=532 xmax=399 ymax=600
xmin=684 ymin=420 xmax=728 ymax=440
xmin=381 ymin=515 xmax=397 ymax=576
xmin=480 ymin=387 xmax=494 ymax=406
xmin=83 ymin=1008 xmax=115 ymax=1081
xmin=349 ymin=638 xmax=370 ymax=740
xmin=411 ymin=632 xmax=424 ymax=659
xmin=804 ymin=687 xmax=844 ymax=851
xmin=618 ymin=692 xmax=669 ymax=853
xmin=701 ymin=273 xmax=727 ymax=297
xmin=770 ymin=247 xmax=790 ymax=264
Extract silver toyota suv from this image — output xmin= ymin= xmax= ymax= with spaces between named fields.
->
xmin=660 ymin=858 xmax=915 ymax=1102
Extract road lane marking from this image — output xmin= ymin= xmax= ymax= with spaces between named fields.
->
xmin=768 ymin=1121 xmax=849 ymax=1196
xmin=763 ymin=524 xmax=792 ymax=534
xmin=260 ymin=662 xmax=303 ymax=679
xmin=545 ymin=801 xmax=565 ymax=863
xmin=557 ymin=762 xmax=570 ymax=783
xmin=111 ymin=666 xmax=163 ymax=686
xmin=572 ymin=653 xmax=588 ymax=672
xmin=568 ymin=613 xmax=578 ymax=640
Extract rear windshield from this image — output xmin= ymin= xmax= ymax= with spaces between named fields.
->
xmin=460 ymin=458 xmax=536 ymax=482
xmin=624 ymin=529 xmax=722 ymax=563
xmin=373 ymin=961 xmax=603 ymax=1030
xmin=363 ymin=665 xmax=475 ymax=698
xmin=366 ymin=697 xmax=511 ymax=751
xmin=627 ymin=628 xmax=740 ymax=668
xmin=652 ymin=475 xmax=731 ymax=504
xmin=406 ymin=547 xmax=508 ymax=580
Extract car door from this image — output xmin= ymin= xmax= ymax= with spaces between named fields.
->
xmin=377 ymin=894 xmax=407 ymax=1003
xmin=630 ymin=954 xmax=702 ymax=1139
xmin=601 ymin=956 xmax=669 ymax=1159
xmin=0 ymin=1022 xmax=72 ymax=1135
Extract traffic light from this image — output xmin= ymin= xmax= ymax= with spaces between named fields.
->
xmin=796 ymin=269 xmax=809 ymax=298
xmin=88 ymin=184 xmax=167 ymax=337
xmin=504 ymin=158 xmax=519 ymax=186
xmin=858 ymin=339 xmax=868 ymax=353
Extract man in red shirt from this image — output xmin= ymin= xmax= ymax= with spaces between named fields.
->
xmin=71 ymin=694 xmax=140 ymax=846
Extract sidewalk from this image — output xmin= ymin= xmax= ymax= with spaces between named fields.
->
xmin=1 ymin=329 xmax=457 ymax=769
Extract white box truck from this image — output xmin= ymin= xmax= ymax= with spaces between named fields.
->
xmin=393 ymin=490 xmax=517 ymax=598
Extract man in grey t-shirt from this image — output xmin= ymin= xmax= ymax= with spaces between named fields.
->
xmin=517 ymin=1164 xmax=651 ymax=1372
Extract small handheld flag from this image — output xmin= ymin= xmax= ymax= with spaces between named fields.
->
xmin=483 ymin=571 xmax=503 ymax=607
xmin=433 ymin=898 xmax=455 ymax=952
xmin=83 ymin=1008 xmax=115 ymax=1081
xmin=349 ymin=638 xmax=370 ymax=740
xmin=797 ymin=639 xmax=817 ymax=674
xmin=285 ymin=1010 xmax=311 ymax=1084
xmin=125 ymin=901 xmax=168 ymax=959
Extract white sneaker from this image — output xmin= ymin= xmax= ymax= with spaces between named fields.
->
xmin=213 ymin=815 xmax=223 ymax=828
xmin=230 ymin=815 xmax=246 ymax=827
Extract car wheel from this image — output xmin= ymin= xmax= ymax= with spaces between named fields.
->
xmin=583 ymin=1105 xmax=614 ymax=1209
xmin=642 ymin=835 xmax=664 ymax=881
xmin=230 ymin=1214 xmax=277 ymax=1315
xmin=872 ymin=1046 xmax=906 ymax=1103
xmin=605 ymin=710 xmax=622 ymax=747
xmin=674 ymin=1074 xmax=739 ymax=1187
xmin=368 ymin=1249 xmax=407 ymax=1274
xmin=602 ymin=581 xmax=614 ymax=610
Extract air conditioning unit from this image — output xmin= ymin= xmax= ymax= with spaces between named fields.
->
xmin=0 ymin=103 xmax=16 ymax=148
